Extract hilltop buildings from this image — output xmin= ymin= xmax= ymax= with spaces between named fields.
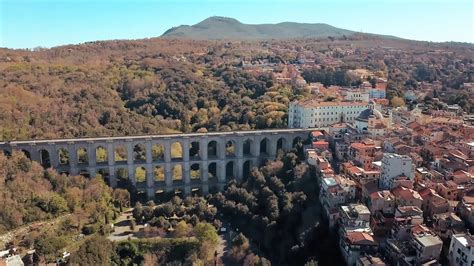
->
xmin=271 ymin=53 xmax=474 ymax=265
xmin=301 ymin=93 xmax=473 ymax=265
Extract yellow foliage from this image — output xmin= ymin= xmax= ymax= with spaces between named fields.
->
xmin=152 ymin=145 xmax=165 ymax=160
xmin=171 ymin=142 xmax=183 ymax=159
xmin=172 ymin=165 xmax=182 ymax=180
xmin=114 ymin=146 xmax=127 ymax=161
xmin=154 ymin=167 xmax=165 ymax=182
xmin=96 ymin=147 xmax=107 ymax=163
xmin=77 ymin=149 xmax=88 ymax=164
xmin=391 ymin=96 xmax=405 ymax=107
xmin=135 ymin=167 xmax=146 ymax=183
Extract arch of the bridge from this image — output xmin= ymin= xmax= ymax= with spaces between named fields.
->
xmin=0 ymin=130 xmax=308 ymax=198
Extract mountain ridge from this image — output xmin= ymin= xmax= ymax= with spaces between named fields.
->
xmin=161 ymin=16 xmax=359 ymax=40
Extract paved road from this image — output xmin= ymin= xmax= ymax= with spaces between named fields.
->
xmin=108 ymin=210 xmax=147 ymax=242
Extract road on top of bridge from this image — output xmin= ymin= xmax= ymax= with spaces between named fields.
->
xmin=0 ymin=128 xmax=318 ymax=145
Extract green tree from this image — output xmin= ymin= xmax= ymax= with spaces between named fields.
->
xmin=194 ymin=222 xmax=219 ymax=245
xmin=35 ymin=234 xmax=68 ymax=262
xmin=70 ymin=236 xmax=114 ymax=266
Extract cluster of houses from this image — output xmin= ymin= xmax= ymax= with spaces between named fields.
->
xmin=305 ymin=99 xmax=473 ymax=265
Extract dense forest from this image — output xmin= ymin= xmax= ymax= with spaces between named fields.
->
xmin=126 ymin=147 xmax=342 ymax=265
xmin=1 ymin=37 xmax=472 ymax=141
xmin=0 ymin=152 xmax=124 ymax=233
xmin=0 ymin=40 xmax=304 ymax=141
xmin=0 ymin=152 xmax=131 ymax=262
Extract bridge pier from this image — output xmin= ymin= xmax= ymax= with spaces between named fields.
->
xmin=126 ymin=142 xmax=135 ymax=186
xmin=217 ymin=161 xmax=225 ymax=182
xmin=48 ymin=146 xmax=59 ymax=169
xmin=165 ymin=163 xmax=172 ymax=188
xmin=29 ymin=147 xmax=40 ymax=163
xmin=107 ymin=142 xmax=117 ymax=187
xmin=147 ymin=187 xmax=155 ymax=200
xmin=201 ymin=161 xmax=209 ymax=182
xmin=202 ymin=184 xmax=209 ymax=195
xmin=68 ymin=145 xmax=79 ymax=175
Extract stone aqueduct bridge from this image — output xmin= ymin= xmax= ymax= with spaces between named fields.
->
xmin=0 ymin=129 xmax=313 ymax=199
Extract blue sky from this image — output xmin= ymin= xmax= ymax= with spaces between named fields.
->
xmin=1 ymin=0 xmax=473 ymax=49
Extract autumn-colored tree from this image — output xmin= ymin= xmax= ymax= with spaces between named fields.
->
xmin=174 ymin=221 xmax=192 ymax=237
xmin=113 ymin=188 xmax=131 ymax=212
xmin=391 ymin=96 xmax=405 ymax=107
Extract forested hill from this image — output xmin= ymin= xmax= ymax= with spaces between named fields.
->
xmin=162 ymin=16 xmax=356 ymax=40
xmin=0 ymin=36 xmax=472 ymax=141
xmin=0 ymin=39 xmax=300 ymax=141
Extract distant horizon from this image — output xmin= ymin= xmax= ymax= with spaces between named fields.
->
xmin=1 ymin=0 xmax=473 ymax=49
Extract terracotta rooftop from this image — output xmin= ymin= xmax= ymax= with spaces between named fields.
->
xmin=418 ymin=187 xmax=434 ymax=199
xmin=351 ymin=142 xmax=375 ymax=149
xmin=345 ymin=232 xmax=377 ymax=245
xmin=396 ymin=206 xmax=423 ymax=216
xmin=370 ymin=190 xmax=394 ymax=201
xmin=311 ymin=131 xmax=324 ymax=136
xmin=330 ymin=123 xmax=347 ymax=128
xmin=313 ymin=141 xmax=329 ymax=145
xmin=411 ymin=224 xmax=431 ymax=235
xmin=392 ymin=186 xmax=422 ymax=201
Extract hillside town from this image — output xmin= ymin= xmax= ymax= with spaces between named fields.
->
xmin=0 ymin=5 xmax=473 ymax=264
xmin=296 ymin=76 xmax=474 ymax=265
xmin=210 ymin=44 xmax=474 ymax=264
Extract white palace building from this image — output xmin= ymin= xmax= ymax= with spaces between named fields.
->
xmin=288 ymin=99 xmax=369 ymax=128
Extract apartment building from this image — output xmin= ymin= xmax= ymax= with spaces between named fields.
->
xmin=448 ymin=233 xmax=474 ymax=266
xmin=380 ymin=153 xmax=414 ymax=189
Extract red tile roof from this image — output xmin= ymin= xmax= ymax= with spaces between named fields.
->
xmin=392 ymin=186 xmax=422 ymax=201
xmin=370 ymin=190 xmax=393 ymax=201
xmin=345 ymin=232 xmax=377 ymax=245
